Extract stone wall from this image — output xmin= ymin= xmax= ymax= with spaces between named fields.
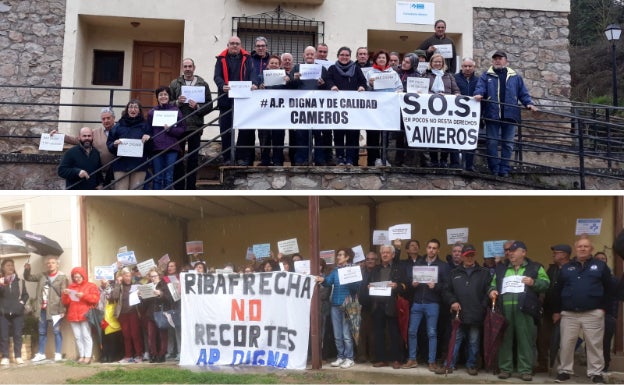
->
xmin=0 ymin=0 xmax=65 ymax=153
xmin=473 ymin=8 xmax=571 ymax=107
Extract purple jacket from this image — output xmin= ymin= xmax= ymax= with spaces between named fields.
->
xmin=147 ymin=103 xmax=186 ymax=153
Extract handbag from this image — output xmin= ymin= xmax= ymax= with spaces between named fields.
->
xmin=153 ymin=307 xmax=170 ymax=330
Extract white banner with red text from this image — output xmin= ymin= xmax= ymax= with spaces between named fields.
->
xmin=399 ymin=93 xmax=481 ymax=150
xmin=234 ymin=89 xmax=401 ymax=131
xmin=180 ymin=271 xmax=314 ymax=369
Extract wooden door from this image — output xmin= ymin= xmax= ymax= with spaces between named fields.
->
xmin=131 ymin=42 xmax=181 ymax=114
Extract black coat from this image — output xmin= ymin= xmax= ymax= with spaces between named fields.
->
xmin=444 ymin=264 xmax=490 ymax=325
xmin=366 ymin=261 xmax=407 ymax=317
xmin=0 ymin=276 xmax=29 ymax=316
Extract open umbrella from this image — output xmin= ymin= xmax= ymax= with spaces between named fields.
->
xmin=0 ymin=229 xmax=63 ymax=256
xmin=483 ymin=295 xmax=508 ymax=371
xmin=0 ymin=233 xmax=29 ymax=255
xmin=441 ymin=310 xmax=462 ymax=375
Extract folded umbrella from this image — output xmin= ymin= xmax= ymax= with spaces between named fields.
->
xmin=483 ymin=295 xmax=508 ymax=371
xmin=442 ymin=310 xmax=462 ymax=375
xmin=1 ymin=229 xmax=63 ymax=256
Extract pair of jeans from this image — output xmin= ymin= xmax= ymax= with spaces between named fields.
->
xmin=0 ymin=314 xmax=24 ymax=356
xmin=486 ymin=121 xmax=517 ymax=174
xmin=407 ymin=302 xmax=439 ymax=363
xmin=173 ymin=128 xmax=203 ymax=190
xmin=333 ymin=130 xmax=359 ymax=164
xmin=38 ymin=309 xmax=62 ymax=354
xmin=449 ymin=324 xmax=480 ymax=369
xmin=152 ymin=151 xmax=178 ymax=190
xmin=330 ymin=305 xmax=354 ymax=360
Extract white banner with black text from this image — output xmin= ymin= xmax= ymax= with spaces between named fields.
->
xmin=180 ymin=271 xmax=314 ymax=369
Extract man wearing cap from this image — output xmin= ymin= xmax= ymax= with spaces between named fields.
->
xmin=474 ymin=51 xmax=537 ymax=177
xmin=536 ymin=243 xmax=571 ymax=373
xmin=552 ymin=235 xmax=612 ymax=384
xmin=435 ymin=244 xmax=491 ymax=376
xmin=489 ymin=241 xmax=549 ymax=381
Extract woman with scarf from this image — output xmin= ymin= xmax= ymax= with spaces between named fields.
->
xmin=326 ymin=47 xmax=367 ymax=166
xmin=61 ymin=267 xmax=100 ymax=364
xmin=365 ymin=50 xmax=403 ymax=167
xmin=0 ymin=259 xmax=29 ymax=365
xmin=423 ymin=53 xmax=460 ymax=168
xmin=106 ymin=100 xmax=153 ymax=190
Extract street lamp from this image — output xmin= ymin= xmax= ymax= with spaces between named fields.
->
xmin=604 ymin=24 xmax=621 ymax=107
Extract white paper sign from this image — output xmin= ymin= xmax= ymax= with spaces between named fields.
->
xmin=435 ymin=44 xmax=453 ymax=59
xmin=483 ymin=240 xmax=507 ymax=259
xmin=68 ymin=289 xmax=80 ymax=302
xmin=315 ymin=59 xmax=333 ymax=69
xmin=186 ymin=241 xmax=204 ymax=255
xmin=158 ymin=254 xmax=170 ymax=267
xmin=501 ymin=275 xmax=525 ymax=294
xmin=389 ymin=224 xmax=412 ymax=240
xmin=263 ymin=69 xmax=286 ymax=87
xmin=118 ymin=246 xmax=128 ymax=253
xmin=396 ymin=1 xmax=435 ymax=25
xmin=351 ymin=245 xmax=365 ymax=264
xmin=168 ymin=282 xmax=180 ymax=302
xmin=575 ymin=218 xmax=603 ymax=235
xmin=129 ymin=290 xmax=140 ymax=306
xmin=372 ymin=73 xmax=397 ymax=90
xmin=277 ymin=238 xmax=299 ymax=255
xmin=338 ymin=266 xmax=363 ymax=285
xmin=152 ymin=110 xmax=178 ymax=127
xmin=252 ymin=243 xmax=271 ymax=259
xmin=360 ymin=67 xmax=373 ymax=77
xmin=117 ymin=251 xmax=137 ymax=266
xmin=417 ymin=62 xmax=428 ymax=74
xmin=369 ymin=281 xmax=392 ymax=296
xmin=373 ymin=230 xmax=390 ymax=245
xmin=117 ymin=139 xmax=144 ymax=157
xmin=407 ymin=77 xmax=430 ymax=93
xmin=181 ymin=85 xmax=206 ymax=103
xmin=294 ymin=260 xmax=311 ymax=275
xmin=228 ymin=81 xmax=252 ymax=98
xmin=412 ymin=266 xmax=438 ymax=283
xmin=320 ymin=250 xmax=335 ymax=265
xmin=94 ymin=265 xmax=115 ymax=281
xmin=136 ymin=258 xmax=156 ymax=277
xmin=52 ymin=314 xmax=63 ymax=326
xmin=299 ymin=64 xmax=322 ymax=80
xmin=138 ymin=283 xmax=157 ymax=299
xmin=39 ymin=133 xmax=65 ymax=151
xmin=447 ymin=227 xmax=469 ymax=245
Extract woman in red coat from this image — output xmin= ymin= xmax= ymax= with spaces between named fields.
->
xmin=61 ymin=267 xmax=100 ymax=364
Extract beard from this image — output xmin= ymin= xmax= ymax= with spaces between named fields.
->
xmin=80 ymin=139 xmax=92 ymax=149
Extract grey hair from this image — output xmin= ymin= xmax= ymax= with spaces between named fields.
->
xmin=255 ymin=36 xmax=268 ymax=45
xmin=100 ymin=107 xmax=115 ymax=118
xmin=461 ymin=57 xmax=476 ymax=65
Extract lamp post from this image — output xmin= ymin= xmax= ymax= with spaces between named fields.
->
xmin=604 ymin=24 xmax=621 ymax=107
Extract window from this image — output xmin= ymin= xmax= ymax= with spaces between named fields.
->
xmin=92 ymin=50 xmax=124 ymax=86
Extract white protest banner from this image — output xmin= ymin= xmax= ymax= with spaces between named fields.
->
xmin=277 ymin=238 xmax=299 ymax=255
xmin=299 ymin=64 xmax=322 ymax=80
xmin=435 ymin=44 xmax=453 ymax=59
xmin=447 ymin=227 xmax=469 ymax=245
xmin=294 ymin=260 xmax=310 ymax=275
xmin=369 ymin=281 xmax=392 ymax=296
xmin=180 ymin=271 xmax=314 ymax=369
xmin=152 ymin=110 xmax=178 ymax=126
xmin=400 ymin=93 xmax=481 ymax=149
xmin=372 ymin=72 xmax=398 ymax=90
xmin=389 ymin=223 xmax=412 ymax=240
xmin=338 ymin=266 xmax=363 ymax=285
xmin=483 ymin=240 xmax=507 ymax=259
xmin=228 ymin=81 xmax=252 ymax=98
xmin=94 ymin=265 xmax=115 ymax=281
xmin=412 ymin=266 xmax=438 ymax=283
xmin=407 ymin=77 xmax=430 ymax=94
xmin=372 ymin=230 xmax=389 ymax=245
xmin=117 ymin=139 xmax=144 ymax=157
xmin=39 ymin=133 xmax=65 ymax=151
xmin=320 ymin=250 xmax=335 ymax=265
xmin=417 ymin=62 xmax=428 ymax=74
xmin=138 ymin=283 xmax=156 ymax=299
xmin=351 ymin=245 xmax=365 ymax=264
xmin=396 ymin=1 xmax=435 ymax=25
xmin=235 ymin=89 xmax=400 ymax=131
xmin=314 ymin=59 xmax=332 ymax=69
xmin=117 ymin=251 xmax=137 ymax=266
xmin=181 ymin=85 xmax=206 ymax=103
xmin=137 ymin=258 xmax=156 ymax=277
xmin=186 ymin=241 xmax=204 ymax=255
xmin=501 ymin=275 xmax=525 ymax=294
xmin=263 ymin=69 xmax=286 ymax=87
xmin=575 ymin=218 xmax=602 ymax=235
xmin=252 ymin=243 xmax=271 ymax=259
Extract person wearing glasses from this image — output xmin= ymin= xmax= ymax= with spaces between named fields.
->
xmin=140 ymin=269 xmax=173 ymax=363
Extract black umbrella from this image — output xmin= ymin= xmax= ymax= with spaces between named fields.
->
xmin=0 ymin=229 xmax=63 ymax=256
xmin=483 ymin=295 xmax=508 ymax=371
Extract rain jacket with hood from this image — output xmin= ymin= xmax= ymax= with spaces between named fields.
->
xmin=61 ymin=267 xmax=100 ymax=322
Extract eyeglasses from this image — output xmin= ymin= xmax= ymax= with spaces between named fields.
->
xmin=255 ymin=44 xmax=267 ymax=48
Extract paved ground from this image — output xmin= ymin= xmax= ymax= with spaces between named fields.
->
xmin=1 ymin=358 xmax=623 ymax=384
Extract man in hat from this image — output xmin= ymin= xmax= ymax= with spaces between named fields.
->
xmin=553 ymin=235 xmax=612 ymax=384
xmin=435 ymin=244 xmax=491 ymax=375
xmin=474 ymin=50 xmax=537 ymax=177
xmin=489 ymin=241 xmax=549 ymax=381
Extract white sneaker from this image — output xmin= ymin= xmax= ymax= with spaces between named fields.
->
xmin=54 ymin=353 xmax=62 ymax=361
xmin=0 ymin=358 xmax=9 ymax=365
xmin=15 ymin=358 xmax=24 ymax=365
xmin=340 ymin=358 xmax=354 ymax=369
xmin=374 ymin=158 xmax=383 ymax=167
xmin=330 ymin=358 xmax=345 ymax=367
xmin=31 ymin=353 xmax=46 ymax=362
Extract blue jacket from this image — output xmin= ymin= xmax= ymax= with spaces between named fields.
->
xmin=322 ymin=265 xmax=360 ymax=306
xmin=454 ymin=72 xmax=479 ymax=97
xmin=554 ymin=256 xmax=613 ymax=312
xmin=474 ymin=66 xmax=533 ymax=123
